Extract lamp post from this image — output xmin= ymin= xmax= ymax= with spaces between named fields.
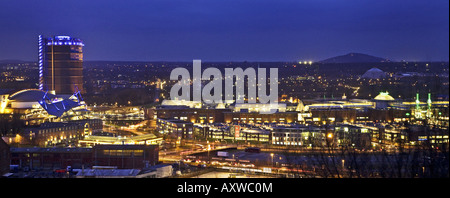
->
xmin=326 ymin=132 xmax=334 ymax=152
xmin=270 ymin=153 xmax=274 ymax=167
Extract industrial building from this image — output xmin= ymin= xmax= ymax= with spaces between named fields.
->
xmin=38 ymin=35 xmax=84 ymax=95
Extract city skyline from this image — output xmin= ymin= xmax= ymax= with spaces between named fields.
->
xmin=0 ymin=0 xmax=448 ymax=181
xmin=0 ymin=0 xmax=448 ymax=62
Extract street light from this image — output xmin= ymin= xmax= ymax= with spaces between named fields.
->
xmin=327 ymin=133 xmax=333 ymax=139
xmin=270 ymin=153 xmax=274 ymax=167
xmin=326 ymin=133 xmax=334 ymax=149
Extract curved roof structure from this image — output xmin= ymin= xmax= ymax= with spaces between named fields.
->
xmin=361 ymin=67 xmax=387 ymax=79
xmin=374 ymin=92 xmax=395 ymax=101
xmin=9 ymin=89 xmax=58 ymax=102
xmin=241 ymin=128 xmax=270 ymax=135
xmin=161 ymin=99 xmax=202 ymax=108
xmin=8 ymin=89 xmax=85 ymax=117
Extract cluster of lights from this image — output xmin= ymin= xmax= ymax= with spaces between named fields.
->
xmin=45 ymin=35 xmax=84 ymax=46
xmin=298 ymin=61 xmax=313 ymax=65
xmin=55 ymin=36 xmax=71 ymax=40
xmin=46 ymin=41 xmax=84 ymax=46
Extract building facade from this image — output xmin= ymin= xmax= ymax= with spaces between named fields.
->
xmin=39 ymin=35 xmax=84 ymax=94
xmin=10 ymin=144 xmax=159 ymax=170
xmin=156 ymin=106 xmax=228 ymax=124
xmin=92 ymin=145 xmax=159 ymax=169
xmin=157 ymin=118 xmax=194 ymax=139
xmin=334 ymin=125 xmax=373 ymax=149
xmin=271 ymin=125 xmax=325 ymax=147
xmin=4 ymin=119 xmax=102 ymax=147
xmin=223 ymin=112 xmax=297 ymax=124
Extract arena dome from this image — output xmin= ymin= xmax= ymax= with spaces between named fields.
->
xmin=6 ymin=89 xmax=85 ymax=117
xmin=361 ymin=67 xmax=387 ymax=79
xmin=374 ymin=92 xmax=395 ymax=101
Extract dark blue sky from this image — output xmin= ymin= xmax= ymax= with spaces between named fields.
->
xmin=0 ymin=0 xmax=448 ymax=62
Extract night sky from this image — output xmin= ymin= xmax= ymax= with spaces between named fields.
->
xmin=0 ymin=0 xmax=448 ymax=62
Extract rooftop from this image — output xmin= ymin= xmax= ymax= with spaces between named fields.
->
xmin=374 ymin=92 xmax=395 ymax=101
xmin=10 ymin=147 xmax=92 ymax=153
xmin=43 ymin=35 xmax=84 ymax=46
xmin=8 ymin=89 xmax=58 ymax=102
xmin=361 ymin=67 xmax=387 ymax=79
xmin=75 ymin=169 xmax=141 ymax=177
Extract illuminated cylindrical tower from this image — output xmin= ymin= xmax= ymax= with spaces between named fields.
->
xmin=39 ymin=35 xmax=84 ymax=95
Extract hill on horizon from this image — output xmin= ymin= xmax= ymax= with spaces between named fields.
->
xmin=319 ymin=53 xmax=390 ymax=63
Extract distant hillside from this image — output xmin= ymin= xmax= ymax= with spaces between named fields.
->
xmin=319 ymin=53 xmax=390 ymax=63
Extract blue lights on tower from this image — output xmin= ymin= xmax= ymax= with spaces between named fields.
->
xmin=38 ymin=35 xmax=44 ymax=90
xmin=38 ymin=35 xmax=84 ymax=93
xmin=44 ymin=35 xmax=84 ymax=46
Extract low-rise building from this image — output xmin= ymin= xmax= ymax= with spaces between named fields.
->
xmin=271 ymin=125 xmax=325 ymax=147
xmin=7 ymin=119 xmax=102 ymax=147
xmin=10 ymin=147 xmax=93 ymax=170
xmin=404 ymin=125 xmax=449 ymax=148
xmin=78 ymin=133 xmax=163 ymax=147
xmin=9 ymin=144 xmax=159 ymax=170
xmin=238 ymin=128 xmax=271 ymax=142
xmin=223 ymin=112 xmax=297 ymax=124
xmin=155 ymin=105 xmax=228 ymax=124
xmin=157 ymin=118 xmax=193 ymax=139
xmin=334 ymin=124 xmax=373 ymax=149
xmin=75 ymin=163 xmax=172 ymax=178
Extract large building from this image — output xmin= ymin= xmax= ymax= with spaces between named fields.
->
xmin=2 ymin=119 xmax=102 ymax=147
xmin=157 ymin=118 xmax=194 ymax=139
xmin=156 ymin=105 xmax=228 ymax=124
xmin=39 ymin=35 xmax=84 ymax=95
xmin=271 ymin=125 xmax=326 ymax=147
xmin=9 ymin=144 xmax=159 ymax=170
xmin=0 ymin=89 xmax=87 ymax=119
